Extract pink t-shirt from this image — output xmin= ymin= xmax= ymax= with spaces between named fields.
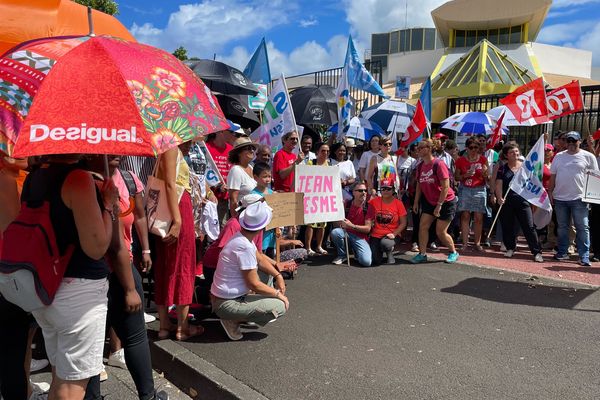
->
xmin=114 ymin=169 xmax=144 ymax=260
xmin=418 ymin=159 xmax=455 ymax=206
xmin=203 ymin=217 xmax=263 ymax=269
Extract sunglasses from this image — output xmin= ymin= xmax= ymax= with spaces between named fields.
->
xmin=382 ymin=143 xmax=392 ymax=147
xmin=288 ymin=137 xmax=299 ymax=142
xmin=381 ymin=187 xmax=393 ymax=191
xmin=566 ymin=138 xmax=578 ymax=143
xmin=468 ymin=146 xmax=479 ymax=150
xmin=354 ymin=189 xmax=367 ymax=193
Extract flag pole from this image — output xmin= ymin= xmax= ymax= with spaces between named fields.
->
xmin=487 ymin=189 xmax=510 ymax=240
xmin=344 ymin=229 xmax=351 ymax=267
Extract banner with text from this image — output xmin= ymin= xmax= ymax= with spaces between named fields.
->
xmin=547 ymin=81 xmax=583 ymax=120
xmin=500 ymin=77 xmax=549 ymax=124
xmin=294 ymin=164 xmax=344 ymax=224
xmin=250 ymin=73 xmax=297 ymax=153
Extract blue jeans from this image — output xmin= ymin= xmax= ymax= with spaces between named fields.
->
xmin=554 ymin=199 xmax=590 ymax=260
xmin=330 ymin=228 xmax=372 ymax=267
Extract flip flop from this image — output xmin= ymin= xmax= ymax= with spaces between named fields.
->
xmin=175 ymin=324 xmax=205 ymax=341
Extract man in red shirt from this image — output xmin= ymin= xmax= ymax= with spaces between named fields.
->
xmin=272 ymin=130 xmax=304 ymax=192
xmin=204 ymin=120 xmax=243 ymax=224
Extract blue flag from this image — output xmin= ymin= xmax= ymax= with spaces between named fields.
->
xmin=243 ymin=37 xmax=271 ymax=84
xmin=419 ymin=77 xmax=432 ymax=122
xmin=344 ymin=36 xmax=387 ymax=98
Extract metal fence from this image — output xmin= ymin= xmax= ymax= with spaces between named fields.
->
xmin=284 ymin=60 xmax=384 ymax=112
xmin=446 ymin=85 xmax=600 ymax=151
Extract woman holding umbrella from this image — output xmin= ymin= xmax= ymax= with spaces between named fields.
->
xmin=154 ymin=146 xmax=202 ymax=341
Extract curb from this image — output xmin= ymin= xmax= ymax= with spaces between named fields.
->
xmin=150 ymin=339 xmax=270 ymax=400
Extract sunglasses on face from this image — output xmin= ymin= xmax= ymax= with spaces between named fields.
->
xmin=382 ymin=143 xmax=392 ymax=147
xmin=288 ymin=137 xmax=299 ymax=142
xmin=566 ymin=138 xmax=578 ymax=143
xmin=381 ymin=187 xmax=393 ymax=191
xmin=468 ymin=146 xmax=479 ymax=150
xmin=354 ymin=189 xmax=367 ymax=193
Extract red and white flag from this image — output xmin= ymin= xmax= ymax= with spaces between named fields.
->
xmin=500 ymin=77 xmax=549 ymax=124
xmin=487 ymin=111 xmax=505 ymax=150
xmin=546 ymin=80 xmax=583 ymax=120
xmin=400 ymin=100 xmax=426 ymax=148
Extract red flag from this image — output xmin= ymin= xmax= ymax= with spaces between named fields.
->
xmin=487 ymin=111 xmax=505 ymax=150
xmin=400 ymin=100 xmax=426 ymax=147
xmin=593 ymin=128 xmax=600 ymax=141
xmin=546 ymin=80 xmax=583 ymax=120
xmin=500 ymin=77 xmax=549 ymax=124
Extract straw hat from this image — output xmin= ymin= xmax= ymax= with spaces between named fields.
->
xmin=239 ymin=201 xmax=272 ymax=231
xmin=230 ymin=136 xmax=259 ymax=153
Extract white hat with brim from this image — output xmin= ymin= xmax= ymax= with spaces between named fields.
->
xmin=235 ymin=193 xmax=264 ymax=213
xmin=239 ymin=202 xmax=273 ymax=231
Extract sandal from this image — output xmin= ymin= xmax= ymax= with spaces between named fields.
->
xmin=175 ymin=324 xmax=204 ymax=341
xmin=158 ymin=324 xmax=177 ymax=340
xmin=316 ymin=247 xmax=328 ymax=255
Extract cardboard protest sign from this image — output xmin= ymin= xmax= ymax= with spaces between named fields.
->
xmin=263 ymin=192 xmax=304 ymax=230
xmin=295 ymin=164 xmax=344 ymax=224
xmin=583 ymin=169 xmax=600 ymax=204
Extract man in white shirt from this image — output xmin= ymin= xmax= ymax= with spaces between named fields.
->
xmin=210 ymin=201 xmax=290 ymax=340
xmin=549 ymin=131 xmax=599 ymax=266
xmin=300 ymin=134 xmax=317 ymax=164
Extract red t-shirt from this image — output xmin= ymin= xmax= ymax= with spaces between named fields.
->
xmin=345 ymin=203 xmax=372 ymax=240
xmin=203 ymin=217 xmax=263 ymax=269
xmin=205 ymin=141 xmax=232 ymax=200
xmin=418 ymin=159 xmax=455 ymax=206
xmin=456 ymin=155 xmax=487 ymax=187
xmin=273 ymin=149 xmax=296 ymax=192
xmin=542 ymin=164 xmax=551 ymax=190
xmin=367 ymin=197 xmax=406 ymax=239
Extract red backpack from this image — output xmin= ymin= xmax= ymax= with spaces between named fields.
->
xmin=0 ymin=166 xmax=75 ymax=311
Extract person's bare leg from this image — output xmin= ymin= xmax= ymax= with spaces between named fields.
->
xmin=305 ymin=226 xmax=314 ymax=252
xmin=315 ymin=228 xmax=324 ymax=250
xmin=50 ymin=376 xmax=89 ymax=400
xmin=156 ymin=305 xmax=174 ymax=339
xmin=473 ymin=212 xmax=484 ymax=246
xmin=175 ymin=305 xmax=203 ymax=340
xmin=418 ymin=214 xmax=435 ymax=256
xmin=436 ymin=219 xmax=456 ymax=253
xmin=460 ymin=211 xmax=470 ymax=248
xmin=108 ymin=328 xmax=121 ymax=354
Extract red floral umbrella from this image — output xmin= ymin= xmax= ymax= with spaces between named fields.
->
xmin=0 ymin=35 xmax=229 ymax=157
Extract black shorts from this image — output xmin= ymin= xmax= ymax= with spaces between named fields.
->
xmin=420 ymin=197 xmax=457 ymax=221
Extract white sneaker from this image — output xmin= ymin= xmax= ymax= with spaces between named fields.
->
xmin=144 ymin=312 xmax=157 ymax=323
xmin=534 ymin=253 xmax=544 ymax=263
xmin=504 ymin=249 xmax=514 ymax=258
xmin=429 ymin=242 xmax=438 ymax=250
xmin=30 ymin=358 xmax=49 ymax=372
xmin=411 ymin=242 xmax=419 ymax=252
xmin=220 ymin=319 xmax=243 ymax=341
xmin=332 ymin=257 xmax=346 ymax=265
xmin=30 ymin=380 xmax=50 ymax=394
xmin=107 ymin=348 xmax=127 ymax=369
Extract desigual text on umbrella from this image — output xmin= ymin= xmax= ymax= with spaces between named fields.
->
xmin=29 ymin=124 xmax=141 ymax=144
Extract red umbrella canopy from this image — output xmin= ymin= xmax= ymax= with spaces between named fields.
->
xmin=0 ymin=35 xmax=229 ymax=157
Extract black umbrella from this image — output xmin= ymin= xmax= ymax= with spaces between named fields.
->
xmin=215 ymin=94 xmax=261 ymax=131
xmin=186 ymin=59 xmax=259 ymax=95
xmin=290 ymin=84 xmax=338 ymax=126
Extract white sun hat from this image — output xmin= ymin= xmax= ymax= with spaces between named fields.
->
xmin=239 ymin=201 xmax=273 ymax=231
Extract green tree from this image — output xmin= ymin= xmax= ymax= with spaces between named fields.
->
xmin=172 ymin=46 xmax=188 ymax=61
xmin=73 ymin=0 xmax=119 ymax=16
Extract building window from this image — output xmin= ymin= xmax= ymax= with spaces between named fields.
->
xmin=424 ymin=28 xmax=436 ymax=50
xmin=390 ymin=31 xmax=400 ymax=53
xmin=455 ymin=30 xmax=466 ymax=47
xmin=499 ymin=27 xmax=510 ymax=45
xmin=371 ymin=33 xmax=390 ymax=55
xmin=371 ymin=55 xmax=387 ymax=68
xmin=477 ymin=30 xmax=487 ymax=43
xmin=510 ymin=25 xmax=522 ymax=44
xmin=399 ymin=29 xmax=409 ymax=52
xmin=465 ymin=30 xmax=477 ymax=47
xmin=488 ymin=28 xmax=499 ymax=45
xmin=411 ymin=28 xmax=424 ymax=51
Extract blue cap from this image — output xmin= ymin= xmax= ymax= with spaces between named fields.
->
xmin=226 ymin=119 xmax=245 ymax=135
xmin=565 ymin=131 xmax=581 ymax=141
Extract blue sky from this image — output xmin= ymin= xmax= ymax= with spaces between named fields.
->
xmin=115 ymin=0 xmax=600 ymax=77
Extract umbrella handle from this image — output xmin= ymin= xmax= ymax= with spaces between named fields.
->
xmin=87 ymin=7 xmax=96 ymax=37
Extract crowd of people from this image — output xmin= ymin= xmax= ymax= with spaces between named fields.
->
xmin=1 ymin=115 xmax=599 ymax=400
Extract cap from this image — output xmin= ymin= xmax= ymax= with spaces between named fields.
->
xmin=434 ymin=133 xmax=448 ymax=140
xmin=544 ymin=144 xmax=554 ymax=151
xmin=227 ymin=119 xmax=246 ymax=136
xmin=565 ymin=131 xmax=581 ymax=141
xmin=239 ymin=202 xmax=273 ymax=231
xmin=344 ymin=138 xmax=356 ymax=148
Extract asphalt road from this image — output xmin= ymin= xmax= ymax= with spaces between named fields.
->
xmin=179 ymin=256 xmax=600 ymax=400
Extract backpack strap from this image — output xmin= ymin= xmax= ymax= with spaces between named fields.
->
xmin=119 ymin=169 xmax=137 ymax=198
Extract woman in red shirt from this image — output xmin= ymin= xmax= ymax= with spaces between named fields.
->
xmin=412 ymin=139 xmax=459 ymax=264
xmin=368 ymin=179 xmax=407 ymax=265
xmin=455 ymin=137 xmax=489 ymax=251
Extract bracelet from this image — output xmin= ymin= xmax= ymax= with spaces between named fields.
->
xmin=103 ymin=208 xmax=116 ymax=221
xmin=142 ymin=250 xmax=151 ymax=254
xmin=273 ymin=273 xmax=282 ymax=279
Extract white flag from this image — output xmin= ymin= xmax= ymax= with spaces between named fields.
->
xmin=336 ymin=67 xmax=352 ymax=140
xmin=509 ymin=135 xmax=553 ymax=227
xmin=250 ymin=73 xmax=297 ymax=153
xmin=197 ymin=141 xmax=224 ymax=188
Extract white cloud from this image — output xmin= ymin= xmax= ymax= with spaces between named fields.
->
xmin=342 ymin=0 xmax=446 ymax=45
xmin=130 ymin=0 xmax=296 ymax=56
xmin=551 ymin=0 xmax=600 ymax=7
xmin=570 ymin=21 xmax=600 ymax=66
xmin=537 ymin=20 xmax=596 ymax=44
xmin=299 ymin=18 xmax=318 ymax=28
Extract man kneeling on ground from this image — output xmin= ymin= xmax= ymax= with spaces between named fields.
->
xmin=210 ymin=201 xmax=290 ymax=340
